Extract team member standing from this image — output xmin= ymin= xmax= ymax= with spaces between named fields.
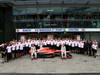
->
xmin=15 ymin=42 xmax=20 ymax=58
xmin=11 ymin=43 xmax=16 ymax=59
xmin=84 ymin=40 xmax=88 ymax=55
xmin=74 ymin=40 xmax=78 ymax=53
xmin=61 ymin=44 xmax=66 ymax=58
xmin=0 ymin=44 xmax=7 ymax=63
xmin=6 ymin=44 xmax=12 ymax=62
xmin=88 ymin=41 xmax=92 ymax=56
xmin=39 ymin=42 xmax=43 ymax=49
xmin=71 ymin=40 xmax=75 ymax=53
xmin=80 ymin=41 xmax=84 ymax=54
xmin=92 ymin=41 xmax=98 ymax=58
xmin=19 ymin=42 xmax=24 ymax=56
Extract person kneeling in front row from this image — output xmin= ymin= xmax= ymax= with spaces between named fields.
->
xmin=61 ymin=44 xmax=66 ymax=59
xmin=31 ymin=45 xmax=37 ymax=59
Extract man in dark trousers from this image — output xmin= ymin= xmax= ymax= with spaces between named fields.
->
xmin=6 ymin=44 xmax=12 ymax=62
xmin=0 ymin=44 xmax=7 ymax=63
xmin=88 ymin=41 xmax=92 ymax=56
xmin=92 ymin=41 xmax=98 ymax=58
xmin=84 ymin=40 xmax=88 ymax=55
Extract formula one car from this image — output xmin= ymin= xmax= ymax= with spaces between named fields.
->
xmin=29 ymin=47 xmax=72 ymax=58
xmin=37 ymin=48 xmax=60 ymax=58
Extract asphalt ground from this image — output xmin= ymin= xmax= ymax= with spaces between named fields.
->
xmin=0 ymin=49 xmax=100 ymax=73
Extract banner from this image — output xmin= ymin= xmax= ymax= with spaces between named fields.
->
xmin=16 ymin=28 xmax=100 ymax=32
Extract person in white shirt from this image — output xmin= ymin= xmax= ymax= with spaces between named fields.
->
xmin=15 ymin=43 xmax=20 ymax=57
xmin=80 ymin=41 xmax=84 ymax=54
xmin=71 ymin=40 xmax=75 ymax=53
xmin=40 ymin=44 xmax=43 ymax=49
xmin=28 ymin=41 xmax=32 ymax=48
xmin=23 ymin=41 xmax=26 ymax=55
xmin=39 ymin=41 xmax=43 ymax=49
xmin=24 ymin=41 xmax=29 ymax=54
xmin=6 ymin=45 xmax=12 ymax=62
xmin=19 ymin=43 xmax=24 ymax=51
xmin=31 ymin=45 xmax=37 ymax=59
xmin=16 ymin=43 xmax=20 ymax=51
xmin=25 ymin=41 xmax=29 ymax=47
xmin=11 ymin=44 xmax=16 ymax=59
xmin=56 ymin=41 xmax=59 ymax=50
xmin=6 ymin=45 xmax=12 ymax=53
xmin=69 ymin=40 xmax=72 ymax=49
xmin=65 ymin=40 xmax=70 ymax=51
xmin=77 ymin=41 xmax=81 ymax=54
xmin=92 ymin=41 xmax=98 ymax=58
xmin=19 ymin=42 xmax=24 ymax=56
xmin=61 ymin=44 xmax=66 ymax=58
xmin=75 ymin=40 xmax=79 ymax=54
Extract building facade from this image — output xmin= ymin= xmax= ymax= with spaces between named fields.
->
xmin=1 ymin=0 xmax=100 ymax=41
xmin=0 ymin=2 xmax=15 ymax=43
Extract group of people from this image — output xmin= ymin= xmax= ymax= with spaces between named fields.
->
xmin=0 ymin=38 xmax=98 ymax=63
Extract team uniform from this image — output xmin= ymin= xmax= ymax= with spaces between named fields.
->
xmin=11 ymin=44 xmax=16 ymax=59
xmin=6 ymin=45 xmax=12 ymax=61
xmin=15 ymin=43 xmax=20 ymax=57
xmin=92 ymin=43 xmax=98 ymax=57
xmin=61 ymin=45 xmax=66 ymax=58
xmin=80 ymin=42 xmax=84 ymax=54
xmin=71 ymin=41 xmax=75 ymax=53
xmin=74 ymin=41 xmax=78 ymax=53
xmin=19 ymin=43 xmax=24 ymax=56
xmin=0 ymin=44 xmax=7 ymax=62
xmin=31 ymin=46 xmax=37 ymax=59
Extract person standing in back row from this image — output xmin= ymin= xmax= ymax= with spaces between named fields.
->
xmin=6 ymin=44 xmax=12 ymax=62
xmin=88 ymin=41 xmax=92 ymax=56
xmin=92 ymin=41 xmax=98 ymax=58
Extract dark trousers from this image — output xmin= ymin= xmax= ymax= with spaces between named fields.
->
xmin=92 ymin=49 xmax=97 ymax=56
xmin=88 ymin=48 xmax=92 ymax=56
xmin=6 ymin=53 xmax=12 ymax=61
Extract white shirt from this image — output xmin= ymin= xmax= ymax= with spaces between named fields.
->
xmin=44 ymin=42 xmax=47 ymax=45
xmin=26 ymin=42 xmax=29 ymax=47
xmin=61 ymin=46 xmax=66 ymax=52
xmin=23 ymin=43 xmax=26 ymax=47
xmin=40 ymin=45 xmax=43 ymax=48
xmin=54 ymin=41 xmax=57 ymax=45
xmin=6 ymin=46 xmax=12 ymax=53
xmin=47 ymin=40 xmax=50 ymax=44
xmin=71 ymin=42 xmax=75 ymax=47
xmin=28 ymin=42 xmax=32 ymax=47
xmin=75 ymin=41 xmax=78 ymax=47
xmin=16 ymin=44 xmax=20 ymax=50
xmin=61 ymin=41 xmax=64 ymax=45
xmin=92 ymin=44 xmax=98 ymax=50
xmin=68 ymin=41 xmax=72 ymax=46
xmin=57 ymin=42 xmax=60 ymax=47
xmin=80 ymin=42 xmax=84 ymax=48
xmin=78 ymin=42 xmax=81 ymax=48
xmin=31 ymin=47 xmax=36 ymax=53
xmin=19 ymin=43 xmax=24 ymax=50
xmin=35 ymin=41 xmax=38 ymax=45
xmin=51 ymin=42 xmax=54 ymax=45
xmin=12 ymin=45 xmax=15 ymax=51
xmin=65 ymin=40 xmax=69 ymax=45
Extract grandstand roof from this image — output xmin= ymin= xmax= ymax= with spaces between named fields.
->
xmin=1 ymin=0 xmax=100 ymax=3
xmin=0 ymin=0 xmax=100 ymax=3
xmin=0 ymin=0 xmax=100 ymax=7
